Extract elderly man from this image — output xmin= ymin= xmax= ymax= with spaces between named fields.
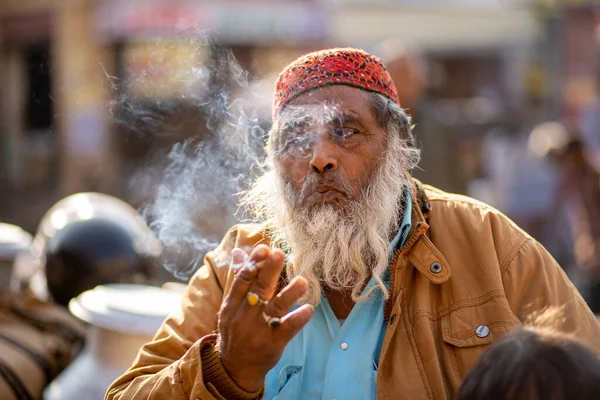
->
xmin=106 ymin=49 xmax=600 ymax=400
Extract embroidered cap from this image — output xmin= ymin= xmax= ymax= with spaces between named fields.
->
xmin=273 ymin=48 xmax=400 ymax=121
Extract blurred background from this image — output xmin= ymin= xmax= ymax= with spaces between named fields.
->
xmin=0 ymin=0 xmax=599 ymax=277
xmin=2 ymin=1 xmax=600 ymax=398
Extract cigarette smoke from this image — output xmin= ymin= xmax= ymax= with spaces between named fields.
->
xmin=107 ymin=37 xmax=270 ymax=280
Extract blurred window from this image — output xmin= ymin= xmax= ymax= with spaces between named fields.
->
xmin=24 ymin=43 xmax=53 ymax=133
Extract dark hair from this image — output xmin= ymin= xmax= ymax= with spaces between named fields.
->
xmin=456 ymin=327 xmax=600 ymax=400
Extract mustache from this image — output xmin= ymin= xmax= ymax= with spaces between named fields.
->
xmin=288 ymin=172 xmax=356 ymax=207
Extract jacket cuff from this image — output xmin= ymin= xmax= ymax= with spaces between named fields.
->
xmin=200 ymin=334 xmax=264 ymax=400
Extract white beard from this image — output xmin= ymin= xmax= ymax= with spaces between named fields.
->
xmin=241 ymin=133 xmax=417 ymax=305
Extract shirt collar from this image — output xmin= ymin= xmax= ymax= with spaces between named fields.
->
xmin=390 ymin=188 xmax=413 ymax=251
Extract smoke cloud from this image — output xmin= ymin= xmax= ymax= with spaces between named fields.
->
xmin=107 ymin=37 xmax=270 ymax=280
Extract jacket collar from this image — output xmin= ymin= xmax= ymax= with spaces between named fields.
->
xmin=399 ymin=178 xmax=452 ymax=285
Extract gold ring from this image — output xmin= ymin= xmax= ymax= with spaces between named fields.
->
xmin=262 ymin=311 xmax=281 ymax=328
xmin=246 ymin=292 xmax=266 ymax=307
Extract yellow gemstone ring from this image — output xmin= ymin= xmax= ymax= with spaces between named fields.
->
xmin=246 ymin=292 xmax=266 ymax=307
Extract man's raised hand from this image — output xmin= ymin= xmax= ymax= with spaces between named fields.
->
xmin=217 ymin=244 xmax=314 ymax=392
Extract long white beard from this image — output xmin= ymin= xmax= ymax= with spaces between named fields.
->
xmin=241 ymin=134 xmax=416 ymax=305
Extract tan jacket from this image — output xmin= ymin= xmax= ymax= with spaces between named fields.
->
xmin=106 ymin=181 xmax=600 ymax=400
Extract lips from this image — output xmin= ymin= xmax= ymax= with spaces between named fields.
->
xmin=304 ymin=185 xmax=346 ymax=205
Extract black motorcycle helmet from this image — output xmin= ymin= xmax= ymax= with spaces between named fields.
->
xmin=20 ymin=193 xmax=164 ymax=306
xmin=45 ymin=218 xmax=151 ymax=306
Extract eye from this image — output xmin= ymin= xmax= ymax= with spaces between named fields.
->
xmin=276 ymin=131 xmax=313 ymax=155
xmin=333 ymin=127 xmax=359 ymax=139
xmin=287 ymin=135 xmax=310 ymax=146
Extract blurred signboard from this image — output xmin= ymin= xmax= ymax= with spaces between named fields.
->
xmin=0 ymin=13 xmax=50 ymax=45
xmin=122 ymin=41 xmax=207 ymax=100
xmin=330 ymin=3 xmax=539 ymax=51
xmin=332 ymin=0 xmax=585 ymax=5
xmin=95 ymin=0 xmax=326 ymax=44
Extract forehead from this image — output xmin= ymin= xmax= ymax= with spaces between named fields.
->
xmin=281 ymin=86 xmax=377 ymax=125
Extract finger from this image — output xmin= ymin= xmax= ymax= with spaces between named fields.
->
xmin=220 ymin=245 xmax=270 ymax=321
xmin=244 ymin=248 xmax=286 ymax=308
xmin=277 ymin=304 xmax=314 ymax=340
xmin=264 ymin=276 xmax=308 ymax=317
xmin=230 ymin=248 xmax=248 ymax=271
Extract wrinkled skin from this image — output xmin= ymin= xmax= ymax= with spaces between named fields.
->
xmin=273 ymin=86 xmax=388 ymax=212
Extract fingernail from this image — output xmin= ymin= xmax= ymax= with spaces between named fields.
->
xmin=231 ymin=248 xmax=248 ymax=270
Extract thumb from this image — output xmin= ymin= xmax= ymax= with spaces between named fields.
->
xmin=230 ymin=247 xmax=249 ymax=270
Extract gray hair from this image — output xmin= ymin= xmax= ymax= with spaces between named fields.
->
xmin=369 ymin=92 xmax=416 ymax=147
xmin=369 ymin=93 xmax=420 ymax=171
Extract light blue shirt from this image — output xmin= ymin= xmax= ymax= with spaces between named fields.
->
xmin=264 ymin=192 xmax=413 ymax=400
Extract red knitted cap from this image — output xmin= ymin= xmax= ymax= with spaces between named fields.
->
xmin=273 ymin=48 xmax=399 ymax=121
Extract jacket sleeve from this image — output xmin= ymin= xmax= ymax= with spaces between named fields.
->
xmin=502 ymin=236 xmax=600 ymax=353
xmin=105 ymin=226 xmax=264 ymax=400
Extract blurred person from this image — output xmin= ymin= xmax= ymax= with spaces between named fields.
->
xmin=530 ymin=122 xmax=600 ymax=312
xmin=456 ymin=313 xmax=600 ymax=400
xmin=106 ymin=48 xmax=600 ymax=400
xmin=375 ymin=41 xmax=426 ymax=114
xmin=0 ymin=222 xmax=86 ymax=400
xmin=479 ymin=105 xmax=560 ymax=257
xmin=579 ymin=67 xmax=600 ymax=172
xmin=12 ymin=192 xmax=166 ymax=306
xmin=580 ymin=99 xmax=600 ymax=171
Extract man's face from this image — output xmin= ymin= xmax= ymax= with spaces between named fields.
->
xmin=243 ymin=84 xmax=412 ymax=304
xmin=271 ymin=86 xmax=388 ymax=213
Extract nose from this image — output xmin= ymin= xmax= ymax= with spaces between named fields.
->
xmin=309 ymin=137 xmax=338 ymax=174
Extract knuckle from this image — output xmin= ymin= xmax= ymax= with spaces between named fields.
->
xmin=252 ymin=279 xmax=270 ymax=295
xmin=235 ymin=270 xmax=255 ymax=284
xmin=267 ymin=300 xmax=287 ymax=317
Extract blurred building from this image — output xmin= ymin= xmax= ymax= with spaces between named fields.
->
xmin=0 ymin=0 xmax=327 ymax=232
xmin=0 ymin=0 xmax=598 ymax=237
xmin=327 ymin=0 xmax=540 ymax=194
xmin=1 ymin=0 xmax=116 ymax=231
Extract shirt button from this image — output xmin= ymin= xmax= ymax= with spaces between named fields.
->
xmin=340 ymin=342 xmax=349 ymax=350
xmin=475 ymin=325 xmax=490 ymax=338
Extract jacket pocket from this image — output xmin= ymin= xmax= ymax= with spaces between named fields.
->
xmin=272 ymin=364 xmax=303 ymax=400
xmin=440 ymin=296 xmax=519 ymax=380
